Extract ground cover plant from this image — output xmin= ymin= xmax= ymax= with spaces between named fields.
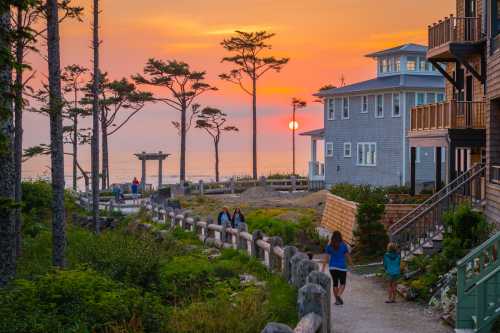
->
xmin=3 ymin=181 xmax=298 ymax=333
xmin=404 ymin=204 xmax=492 ymax=301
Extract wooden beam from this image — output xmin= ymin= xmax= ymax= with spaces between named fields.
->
xmin=454 ymin=51 xmax=485 ymax=83
xmin=430 ymin=60 xmax=461 ymax=90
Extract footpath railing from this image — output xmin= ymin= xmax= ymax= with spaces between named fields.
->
xmin=188 ymin=176 xmax=324 ymax=195
xmin=389 ymin=164 xmax=486 ymax=259
xmin=456 ymin=232 xmax=500 ymax=332
xmin=144 ymin=201 xmax=332 ymax=333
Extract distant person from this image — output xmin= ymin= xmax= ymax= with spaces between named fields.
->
xmin=231 ymin=208 xmax=245 ymax=228
xmin=383 ymin=242 xmax=401 ymax=304
xmin=217 ymin=207 xmax=232 ymax=225
xmin=325 ymin=231 xmax=352 ymax=306
xmin=131 ymin=177 xmax=140 ymax=203
xmin=112 ymin=184 xmax=121 ymax=203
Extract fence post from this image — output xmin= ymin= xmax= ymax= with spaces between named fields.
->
xmin=261 ymin=323 xmax=293 ymax=333
xmin=252 ymin=230 xmax=264 ymax=258
xmin=269 ymin=236 xmax=283 ymax=272
xmin=237 ymin=223 xmax=248 ymax=250
xmin=290 ymin=252 xmax=309 ymax=287
xmin=291 ymin=175 xmax=297 ymax=192
xmin=296 ymin=259 xmax=319 ymax=289
xmin=307 ymin=271 xmax=332 ymax=333
xmin=199 ymin=180 xmax=204 ymax=196
xmin=230 ymin=177 xmax=236 ymax=194
xmin=283 ymin=246 xmax=298 ymax=282
xmin=297 ymin=283 xmax=329 ymax=333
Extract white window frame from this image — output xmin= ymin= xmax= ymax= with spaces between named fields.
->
xmin=392 ymin=93 xmax=400 ymax=118
xmin=395 ymin=57 xmax=401 ymax=72
xmin=327 ymin=98 xmax=335 ymax=120
xmin=342 ymin=97 xmax=350 ymax=119
xmin=361 ymin=96 xmax=368 ymax=113
xmin=326 ymin=142 xmax=334 ymax=157
xmin=376 ymin=94 xmax=384 ymax=118
xmin=407 ymin=56 xmax=417 ymax=71
xmin=357 ymin=142 xmax=377 ymax=167
xmin=343 ymin=142 xmax=352 ymax=158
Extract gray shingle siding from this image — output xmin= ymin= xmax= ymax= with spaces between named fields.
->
xmin=324 ymin=87 xmax=445 ymax=188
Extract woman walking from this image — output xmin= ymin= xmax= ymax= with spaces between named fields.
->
xmin=325 ymin=231 xmax=352 ymax=305
xmin=231 ymin=208 xmax=245 ymax=228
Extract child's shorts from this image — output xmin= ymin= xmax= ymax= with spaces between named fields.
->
xmin=330 ymin=269 xmax=347 ymax=287
xmin=388 ymin=273 xmax=400 ymax=281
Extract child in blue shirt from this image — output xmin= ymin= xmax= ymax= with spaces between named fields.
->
xmin=325 ymin=231 xmax=352 ymax=305
xmin=383 ymin=242 xmax=401 ymax=303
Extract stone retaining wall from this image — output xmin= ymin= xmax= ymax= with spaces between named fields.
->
xmin=321 ymin=193 xmax=418 ymax=245
xmin=144 ymin=201 xmax=332 ymax=333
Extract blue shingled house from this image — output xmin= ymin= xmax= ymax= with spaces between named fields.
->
xmin=302 ymin=44 xmax=446 ymax=188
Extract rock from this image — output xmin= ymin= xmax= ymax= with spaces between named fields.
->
xmin=261 ymin=323 xmax=293 ymax=333
xmin=240 ymin=274 xmax=258 ymax=284
xmin=203 ymin=247 xmax=221 ymax=260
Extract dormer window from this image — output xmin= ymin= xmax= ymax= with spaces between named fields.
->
xmin=396 ymin=58 xmax=401 ymax=72
xmin=419 ymin=57 xmax=427 ymax=71
xmin=382 ymin=58 xmax=388 ymax=73
xmin=407 ymin=57 xmax=417 ymax=71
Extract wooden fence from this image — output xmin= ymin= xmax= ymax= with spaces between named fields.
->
xmin=144 ymin=201 xmax=332 ymax=333
xmin=187 ymin=176 xmax=324 ymax=195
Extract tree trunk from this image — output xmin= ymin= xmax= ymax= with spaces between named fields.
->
xmin=252 ymin=76 xmax=257 ymax=180
xmin=91 ymin=0 xmax=100 ymax=233
xmin=101 ymin=115 xmax=108 ymax=190
xmin=14 ymin=5 xmax=24 ymax=258
xmin=214 ymin=138 xmax=220 ymax=182
xmin=180 ymin=102 xmax=187 ymax=183
xmin=72 ymin=113 xmax=78 ymax=191
xmin=47 ymin=0 xmax=66 ymax=268
xmin=0 ymin=6 xmax=17 ymax=286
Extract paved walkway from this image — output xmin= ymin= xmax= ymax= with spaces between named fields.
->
xmin=331 ymin=272 xmax=453 ymax=333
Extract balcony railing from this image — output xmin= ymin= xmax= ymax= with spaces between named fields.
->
xmin=410 ymin=100 xmax=485 ymax=132
xmin=491 ymin=165 xmax=500 ymax=185
xmin=428 ymin=15 xmax=482 ymax=50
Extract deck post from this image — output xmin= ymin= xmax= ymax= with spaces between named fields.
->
xmin=158 ymin=152 xmax=163 ymax=189
xmin=141 ymin=156 xmax=146 ymax=193
xmin=435 ymin=146 xmax=442 ymax=192
xmin=410 ymin=147 xmax=416 ymax=196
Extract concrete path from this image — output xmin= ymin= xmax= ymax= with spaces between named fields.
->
xmin=331 ymin=272 xmax=453 ymax=333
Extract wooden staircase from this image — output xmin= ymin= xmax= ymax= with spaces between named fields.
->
xmin=455 ymin=232 xmax=500 ymax=333
xmin=389 ymin=164 xmax=486 ymax=259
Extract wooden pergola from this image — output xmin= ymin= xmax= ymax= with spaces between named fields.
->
xmin=134 ymin=151 xmax=170 ymax=191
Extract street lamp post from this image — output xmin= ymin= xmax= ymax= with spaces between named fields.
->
xmin=290 ymin=98 xmax=307 ymax=175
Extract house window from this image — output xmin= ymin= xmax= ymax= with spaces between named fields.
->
xmin=495 ymin=0 xmax=500 ymax=35
xmin=437 ymin=93 xmax=445 ymax=102
xmin=362 ymin=96 xmax=368 ymax=113
xmin=392 ymin=93 xmax=400 ymax=117
xmin=326 ymin=142 xmax=334 ymax=157
xmin=344 ymin=142 xmax=352 ymax=158
xmin=416 ymin=92 xmax=426 ymax=106
xmin=407 ymin=56 xmax=417 ymax=71
xmin=427 ymin=93 xmax=436 ymax=104
xmin=419 ymin=57 xmax=427 ymax=71
xmin=395 ymin=57 xmax=401 ymax=72
xmin=342 ymin=97 xmax=349 ymax=119
xmin=389 ymin=57 xmax=395 ymax=72
xmin=357 ymin=143 xmax=377 ymax=166
xmin=382 ymin=58 xmax=388 ymax=73
xmin=376 ymin=95 xmax=384 ymax=118
xmin=327 ymin=98 xmax=335 ymax=120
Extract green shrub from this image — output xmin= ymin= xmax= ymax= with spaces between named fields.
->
xmin=443 ymin=203 xmax=491 ymax=250
xmin=353 ymin=201 xmax=388 ymax=258
xmin=159 ymin=255 xmax=215 ymax=305
xmin=68 ymin=229 xmax=164 ymax=290
xmin=0 ymin=270 xmax=167 ymax=333
xmin=331 ymin=183 xmax=387 ymax=204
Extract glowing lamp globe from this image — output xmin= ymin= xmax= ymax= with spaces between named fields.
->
xmin=289 ymin=121 xmax=299 ymax=130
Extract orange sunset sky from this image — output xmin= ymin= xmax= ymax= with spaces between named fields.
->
xmin=23 ymin=0 xmax=455 ymax=184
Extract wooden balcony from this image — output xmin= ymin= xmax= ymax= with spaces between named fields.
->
xmin=427 ymin=15 xmax=483 ymax=60
xmin=410 ymin=100 xmax=485 ymax=132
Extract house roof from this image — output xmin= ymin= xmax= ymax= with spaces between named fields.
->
xmin=365 ymin=43 xmax=427 ymax=58
xmin=300 ymin=128 xmax=324 ymax=137
xmin=315 ymin=74 xmax=444 ymax=97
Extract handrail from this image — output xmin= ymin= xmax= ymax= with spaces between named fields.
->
xmin=410 ymin=100 xmax=486 ymax=131
xmin=389 ymin=164 xmax=484 ymax=235
xmin=428 ymin=15 xmax=482 ymax=49
xmin=456 ymin=232 xmax=500 ymax=332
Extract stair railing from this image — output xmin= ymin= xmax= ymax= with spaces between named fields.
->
xmin=456 ymin=232 xmax=500 ymax=332
xmin=389 ymin=164 xmax=485 ymax=257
